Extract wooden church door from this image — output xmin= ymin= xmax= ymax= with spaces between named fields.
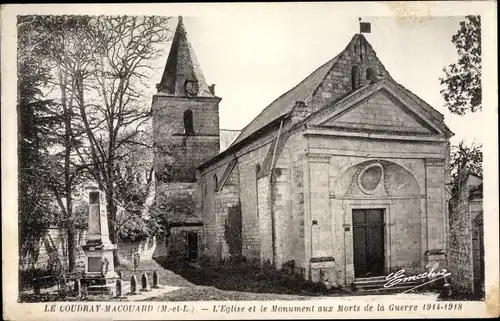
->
xmin=187 ymin=232 xmax=198 ymax=261
xmin=352 ymin=209 xmax=385 ymax=278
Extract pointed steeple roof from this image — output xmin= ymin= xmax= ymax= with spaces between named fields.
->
xmin=157 ymin=16 xmax=215 ymax=97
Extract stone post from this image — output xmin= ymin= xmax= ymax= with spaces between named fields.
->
xmin=33 ymin=279 xmax=41 ymax=296
xmin=141 ymin=273 xmax=150 ymax=292
xmin=116 ymin=279 xmax=123 ymax=298
xmin=130 ymin=275 xmax=138 ymax=295
xmin=152 ymin=270 xmax=160 ymax=288
xmin=74 ymin=279 xmax=81 ymax=297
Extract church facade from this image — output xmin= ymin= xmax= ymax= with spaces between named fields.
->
xmin=153 ymin=17 xmax=453 ymax=287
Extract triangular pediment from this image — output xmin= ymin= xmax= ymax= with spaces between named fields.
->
xmin=311 ymin=80 xmax=446 ymax=136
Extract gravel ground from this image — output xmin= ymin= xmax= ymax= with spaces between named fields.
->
xmin=147 ymin=285 xmax=321 ymax=301
xmin=116 ymin=258 xmax=194 ymax=288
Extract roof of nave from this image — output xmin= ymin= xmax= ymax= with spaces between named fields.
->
xmin=198 ymin=33 xmax=451 ymax=170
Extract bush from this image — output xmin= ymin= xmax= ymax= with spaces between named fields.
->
xmin=199 ymin=254 xmax=220 ymax=269
xmin=195 ymin=255 xmax=332 ymax=296
xmin=118 ymin=216 xmax=150 ymax=242
xmin=19 ymin=268 xmax=54 ymax=290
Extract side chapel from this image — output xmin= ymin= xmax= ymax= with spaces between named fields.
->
xmin=153 ymin=17 xmax=453 ymax=287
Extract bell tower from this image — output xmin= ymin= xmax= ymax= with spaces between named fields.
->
xmin=152 ymin=16 xmax=221 ymax=183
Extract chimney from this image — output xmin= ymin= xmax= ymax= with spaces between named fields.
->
xmin=291 ymin=100 xmax=309 ymax=122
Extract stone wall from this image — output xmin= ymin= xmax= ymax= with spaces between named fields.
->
xmin=279 ymin=133 xmax=307 ymax=272
xmin=20 ymin=228 xmax=87 ymax=271
xmin=153 ymin=95 xmax=221 ymax=183
xmin=327 ymin=156 xmax=424 ymax=285
xmin=304 ymin=128 xmax=449 ymax=285
xmin=20 ymin=229 xmax=167 ymax=272
xmin=309 ymin=35 xmax=392 ymax=113
xmin=425 ymin=159 xmax=447 ymax=252
xmin=214 ymin=173 xmax=241 ymax=259
xmin=200 ymin=126 xmax=281 ymax=259
xmin=199 ymin=157 xmax=244 ymax=260
xmin=324 ymin=91 xmax=433 ymax=134
xmin=118 ymin=235 xmax=168 ymax=262
xmin=236 ymin=133 xmax=276 ymax=258
xmin=272 ymin=168 xmax=293 ymax=268
xmin=447 ymin=176 xmax=483 ymax=295
xmin=257 ymin=176 xmax=272 ymax=263
xmin=167 ymin=226 xmax=203 ymax=260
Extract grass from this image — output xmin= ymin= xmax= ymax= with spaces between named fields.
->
xmin=151 ymin=256 xmax=347 ymax=301
xmin=112 ymin=257 xmax=324 ymax=301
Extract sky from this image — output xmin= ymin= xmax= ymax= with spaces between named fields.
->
xmin=146 ymin=9 xmax=484 ymax=147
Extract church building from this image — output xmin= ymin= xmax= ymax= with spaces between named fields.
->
xmin=153 ymin=17 xmax=453 ymax=287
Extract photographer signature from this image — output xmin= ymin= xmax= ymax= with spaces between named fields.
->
xmin=384 ymin=263 xmax=452 ymax=291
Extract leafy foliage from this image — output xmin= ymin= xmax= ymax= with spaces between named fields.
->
xmin=17 ymin=16 xmax=60 ymax=268
xmin=440 ymin=15 xmax=481 ymax=115
xmin=450 ymin=140 xmax=483 ymax=195
xmin=17 ymin=15 xmax=99 ymax=271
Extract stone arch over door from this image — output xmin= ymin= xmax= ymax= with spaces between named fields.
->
xmin=332 ymin=159 xmax=421 ymax=198
xmin=331 ymin=159 xmax=423 ymax=283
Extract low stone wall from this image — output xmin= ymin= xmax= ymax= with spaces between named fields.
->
xmin=20 ymin=228 xmax=87 ymax=271
xmin=118 ymin=235 xmax=168 ymax=262
xmin=20 ymin=228 xmax=168 ymax=272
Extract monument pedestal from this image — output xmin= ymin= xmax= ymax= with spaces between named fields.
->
xmin=82 ymin=189 xmax=119 ymax=295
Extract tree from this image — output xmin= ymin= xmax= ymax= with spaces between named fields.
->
xmin=74 ymin=16 xmax=171 ymax=267
xmin=17 ymin=16 xmax=58 ymax=269
xmin=47 ymin=16 xmax=94 ymax=271
xmin=113 ymin=126 xmax=161 ymax=243
xmin=17 ymin=15 xmax=172 ymax=270
xmin=450 ymin=140 xmax=483 ymax=195
xmin=21 ymin=16 xmax=95 ymax=271
xmin=440 ymin=15 xmax=481 ymax=115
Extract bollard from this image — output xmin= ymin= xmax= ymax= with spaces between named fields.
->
xmin=130 ymin=275 xmax=138 ymax=295
xmin=141 ymin=273 xmax=150 ymax=292
xmin=33 ymin=279 xmax=41 ymax=296
xmin=116 ymin=279 xmax=123 ymax=298
xmin=74 ymin=279 xmax=82 ymax=297
xmin=441 ymin=283 xmax=453 ymax=298
xmin=152 ymin=270 xmax=160 ymax=288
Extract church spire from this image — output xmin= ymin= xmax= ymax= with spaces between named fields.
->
xmin=157 ymin=16 xmax=214 ymax=97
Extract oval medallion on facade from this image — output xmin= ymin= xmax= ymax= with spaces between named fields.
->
xmin=358 ymin=163 xmax=383 ymax=194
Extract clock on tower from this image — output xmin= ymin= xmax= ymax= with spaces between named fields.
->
xmin=185 ymin=80 xmax=199 ymax=96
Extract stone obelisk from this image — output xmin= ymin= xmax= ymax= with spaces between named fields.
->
xmin=82 ymin=189 xmax=118 ymax=292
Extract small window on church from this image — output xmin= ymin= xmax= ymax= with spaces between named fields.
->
xmin=255 ymin=164 xmax=261 ymax=176
xmin=366 ymin=68 xmax=374 ymax=81
xmin=184 ymin=109 xmax=194 ymax=134
xmin=351 ymin=65 xmax=360 ymax=90
xmin=213 ymin=174 xmax=218 ymax=192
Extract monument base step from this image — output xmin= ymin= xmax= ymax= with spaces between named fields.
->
xmin=87 ymin=284 xmax=113 ymax=295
